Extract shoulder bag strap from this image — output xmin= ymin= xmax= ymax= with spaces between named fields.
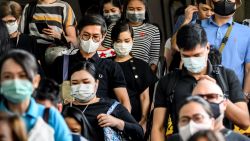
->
xmin=63 ymin=55 xmax=69 ymax=81
xmin=219 ymin=22 xmax=234 ymax=53
xmin=106 ymin=101 xmax=119 ymax=115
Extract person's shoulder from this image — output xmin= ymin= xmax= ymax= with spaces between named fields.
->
xmin=145 ymin=23 xmax=160 ymax=30
xmin=228 ymin=130 xmax=250 ymax=140
xmin=234 ymin=22 xmax=250 ymax=34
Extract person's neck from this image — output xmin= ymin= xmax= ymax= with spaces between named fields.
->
xmin=129 ymin=22 xmax=143 ymax=27
xmin=10 ymin=31 xmax=19 ymax=38
xmin=7 ymin=99 xmax=30 ymax=115
xmin=38 ymin=0 xmax=56 ymax=4
xmin=73 ymin=97 xmax=100 ymax=106
xmin=214 ymin=119 xmax=225 ymax=131
xmin=115 ymin=55 xmax=132 ymax=62
xmin=80 ymin=50 xmax=96 ymax=59
xmin=214 ymin=15 xmax=232 ymax=26
xmin=190 ymin=66 xmax=208 ymax=80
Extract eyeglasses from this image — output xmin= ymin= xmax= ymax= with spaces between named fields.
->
xmin=80 ymin=33 xmax=102 ymax=43
xmin=179 ymin=113 xmax=210 ymax=126
xmin=3 ymin=20 xmax=16 ymax=25
xmin=196 ymin=93 xmax=225 ymax=101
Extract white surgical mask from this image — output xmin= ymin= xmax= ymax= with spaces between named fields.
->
xmin=71 ymin=84 xmax=96 ymax=102
xmin=6 ymin=21 xmax=18 ymax=34
xmin=113 ymin=42 xmax=133 ymax=57
xmin=178 ymin=120 xmax=212 ymax=141
xmin=182 ymin=56 xmax=207 ymax=73
xmin=80 ymin=39 xmax=100 ymax=53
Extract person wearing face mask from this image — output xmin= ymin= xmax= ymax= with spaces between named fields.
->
xmin=151 ymin=24 xmax=249 ymax=141
xmin=50 ymin=14 xmax=131 ymax=112
xmin=103 ymin=0 xmax=161 ymax=73
xmin=168 ymin=96 xmax=215 ymax=141
xmin=0 ymin=1 xmax=38 ymax=56
xmin=111 ymin=21 xmax=158 ymax=133
xmin=63 ymin=61 xmax=144 ymax=141
xmin=102 ymin=0 xmax=123 ymax=26
xmin=192 ymin=79 xmax=250 ymax=141
xmin=200 ymin=0 xmax=250 ymax=107
xmin=0 ymin=49 xmax=72 ymax=141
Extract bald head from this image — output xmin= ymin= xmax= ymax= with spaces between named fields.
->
xmin=192 ymin=79 xmax=223 ymax=96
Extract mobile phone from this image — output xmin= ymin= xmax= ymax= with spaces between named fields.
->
xmin=35 ymin=22 xmax=49 ymax=34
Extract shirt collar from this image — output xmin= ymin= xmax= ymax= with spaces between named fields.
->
xmin=76 ymin=51 xmax=100 ymax=63
xmin=0 ymin=98 xmax=39 ymax=118
xmin=208 ymin=16 xmax=233 ymax=27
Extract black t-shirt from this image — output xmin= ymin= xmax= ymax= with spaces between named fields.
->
xmin=50 ymin=51 xmax=127 ymax=99
xmin=64 ymin=98 xmax=144 ymax=141
xmin=117 ymin=58 xmax=158 ymax=121
xmin=154 ymin=61 xmax=245 ymax=133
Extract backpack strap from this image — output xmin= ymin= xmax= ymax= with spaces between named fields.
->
xmin=63 ymin=55 xmax=69 ymax=81
xmin=212 ymin=65 xmax=229 ymax=98
xmin=43 ymin=107 xmax=50 ymax=123
xmin=106 ymin=101 xmax=119 ymax=115
xmin=24 ymin=1 xmax=37 ymax=34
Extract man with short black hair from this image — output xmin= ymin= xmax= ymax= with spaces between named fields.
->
xmin=151 ymin=24 xmax=249 ymax=141
xmin=50 ymin=14 xmax=131 ymax=112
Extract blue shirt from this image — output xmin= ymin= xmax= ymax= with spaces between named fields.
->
xmin=201 ymin=17 xmax=250 ymax=84
xmin=0 ymin=98 xmax=72 ymax=141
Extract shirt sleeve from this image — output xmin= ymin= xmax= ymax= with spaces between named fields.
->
xmin=226 ymin=68 xmax=245 ymax=103
xmin=112 ymin=104 xmax=144 ymax=140
xmin=63 ymin=2 xmax=77 ymax=28
xmin=102 ymin=24 xmax=114 ymax=48
xmin=245 ymin=36 xmax=250 ymax=63
xmin=48 ymin=107 xmax=72 ymax=141
xmin=149 ymin=25 xmax=161 ymax=65
xmin=110 ymin=61 xmax=127 ymax=88
xmin=154 ymin=76 xmax=168 ymax=108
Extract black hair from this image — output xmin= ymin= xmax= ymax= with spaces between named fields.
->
xmin=62 ymin=106 xmax=86 ymax=136
xmin=0 ymin=49 xmax=38 ymax=81
xmin=0 ymin=20 xmax=12 ymax=55
xmin=111 ymin=21 xmax=134 ymax=42
xmin=34 ymin=78 xmax=60 ymax=104
xmin=188 ymin=130 xmax=225 ymax=141
xmin=177 ymin=24 xmax=208 ymax=51
xmin=69 ymin=61 xmax=98 ymax=80
xmin=122 ymin=0 xmax=150 ymax=23
xmin=102 ymin=0 xmax=123 ymax=12
xmin=178 ymin=96 xmax=213 ymax=118
xmin=196 ymin=0 xmax=207 ymax=4
xmin=77 ymin=14 xmax=107 ymax=35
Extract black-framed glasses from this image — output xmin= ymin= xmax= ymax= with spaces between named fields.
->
xmin=3 ymin=20 xmax=16 ymax=25
xmin=80 ymin=33 xmax=102 ymax=43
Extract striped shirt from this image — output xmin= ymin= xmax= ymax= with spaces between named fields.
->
xmin=103 ymin=23 xmax=161 ymax=65
xmin=20 ymin=0 xmax=76 ymax=44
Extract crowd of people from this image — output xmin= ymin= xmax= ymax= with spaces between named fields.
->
xmin=0 ymin=0 xmax=249 ymax=141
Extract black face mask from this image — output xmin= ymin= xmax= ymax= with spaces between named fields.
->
xmin=213 ymin=0 xmax=236 ymax=16
xmin=209 ymin=102 xmax=221 ymax=119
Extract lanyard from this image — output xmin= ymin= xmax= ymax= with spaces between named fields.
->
xmin=219 ymin=22 xmax=234 ymax=53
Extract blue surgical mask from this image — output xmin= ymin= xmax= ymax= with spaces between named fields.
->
xmin=126 ymin=10 xmax=145 ymax=23
xmin=182 ymin=56 xmax=207 ymax=73
xmin=0 ymin=79 xmax=34 ymax=104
